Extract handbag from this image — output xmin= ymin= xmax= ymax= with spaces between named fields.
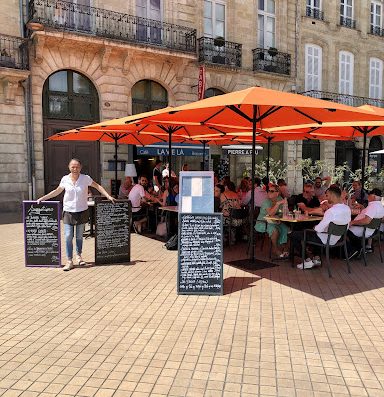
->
xmin=164 ymin=234 xmax=178 ymax=250
xmin=156 ymin=221 xmax=167 ymax=237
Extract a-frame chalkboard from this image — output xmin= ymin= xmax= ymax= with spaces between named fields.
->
xmin=23 ymin=201 xmax=61 ymax=268
xmin=178 ymin=213 xmax=223 ymax=295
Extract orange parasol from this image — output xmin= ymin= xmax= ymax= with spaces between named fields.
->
xmin=266 ymin=104 xmax=384 ymax=190
xmin=125 ymin=86 xmax=384 ymax=262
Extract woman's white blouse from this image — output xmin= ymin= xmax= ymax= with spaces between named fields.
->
xmin=60 ymin=174 xmax=93 ymax=212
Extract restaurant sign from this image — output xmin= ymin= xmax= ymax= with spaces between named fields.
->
xmin=137 ymin=144 xmax=206 ymax=157
xmin=222 ymin=145 xmax=263 ymax=156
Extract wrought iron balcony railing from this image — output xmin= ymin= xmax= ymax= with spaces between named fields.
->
xmin=252 ymin=48 xmax=291 ymax=76
xmin=0 ymin=34 xmax=28 ymax=70
xmin=198 ymin=37 xmax=242 ymax=68
xmin=306 ymin=6 xmax=324 ymax=21
xmin=370 ymin=25 xmax=384 ymax=37
xmin=28 ymin=0 xmax=197 ymax=53
xmin=301 ymin=90 xmax=384 ymax=108
xmin=340 ymin=16 xmax=356 ymax=29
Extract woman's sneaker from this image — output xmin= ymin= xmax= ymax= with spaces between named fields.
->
xmin=63 ymin=259 xmax=74 ymax=271
xmin=297 ymin=258 xmax=315 ymax=269
xmin=76 ymin=254 xmax=86 ymax=266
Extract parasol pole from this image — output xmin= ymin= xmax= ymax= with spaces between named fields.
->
xmin=361 ymin=127 xmax=368 ymax=200
xmin=168 ymin=128 xmax=172 ymax=191
xmin=202 ymin=141 xmax=206 ymax=170
xmin=249 ymin=105 xmax=257 ymax=262
xmin=266 ymin=137 xmax=272 ymax=183
xmin=114 ymin=136 xmax=118 ymax=199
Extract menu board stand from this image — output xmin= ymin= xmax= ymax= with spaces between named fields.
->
xmin=95 ymin=198 xmax=131 ymax=265
xmin=178 ymin=213 xmax=223 ymax=295
xmin=23 ymin=201 xmax=61 ymax=267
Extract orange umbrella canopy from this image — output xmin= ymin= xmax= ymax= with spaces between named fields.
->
xmin=127 ymin=87 xmax=384 ymax=129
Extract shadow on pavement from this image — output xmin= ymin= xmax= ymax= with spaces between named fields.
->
xmin=223 ymin=276 xmax=261 ymax=295
xmin=0 ymin=211 xmax=22 ymax=225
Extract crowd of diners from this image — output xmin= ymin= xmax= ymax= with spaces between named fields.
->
xmin=116 ymin=160 xmax=384 ymax=268
xmin=215 ymin=175 xmax=384 ymax=267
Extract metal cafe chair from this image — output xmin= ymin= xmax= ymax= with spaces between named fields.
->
xmin=224 ymin=207 xmax=249 ymax=246
xmin=360 ymin=217 xmax=383 ymax=266
xmin=302 ymin=222 xmax=350 ymax=278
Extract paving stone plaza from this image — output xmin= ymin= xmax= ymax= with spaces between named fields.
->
xmin=1 ymin=215 xmax=384 ymax=397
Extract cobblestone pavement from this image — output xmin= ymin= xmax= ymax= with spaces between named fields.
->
xmin=1 ymin=218 xmax=384 ymax=397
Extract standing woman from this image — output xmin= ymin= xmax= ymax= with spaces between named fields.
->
xmin=37 ymin=158 xmax=115 ymax=271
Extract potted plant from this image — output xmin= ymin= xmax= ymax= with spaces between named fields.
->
xmin=213 ymin=36 xmax=226 ymax=47
xmin=212 ymin=36 xmax=226 ymax=64
xmin=267 ymin=46 xmax=278 ymax=57
xmin=0 ymin=49 xmax=15 ymax=68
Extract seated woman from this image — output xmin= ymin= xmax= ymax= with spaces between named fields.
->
xmin=161 ymin=177 xmax=178 ymax=206
xmin=255 ymin=184 xmax=289 ymax=258
xmin=214 ymin=184 xmax=224 ymax=212
xmin=221 ymin=181 xmax=243 ymax=244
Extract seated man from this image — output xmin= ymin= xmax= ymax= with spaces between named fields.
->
xmin=291 ymin=185 xmax=351 ymax=269
xmin=314 ymin=176 xmax=331 ymax=200
xmin=118 ymin=176 xmax=133 ymax=199
xmin=277 ymin=179 xmax=290 ymax=199
xmin=351 ymin=180 xmax=368 ymax=205
xmin=347 ymin=188 xmax=384 ymax=258
xmin=295 ymin=182 xmax=320 ymax=213
xmin=128 ymin=175 xmax=161 ymax=233
xmin=242 ymin=177 xmax=268 ymax=208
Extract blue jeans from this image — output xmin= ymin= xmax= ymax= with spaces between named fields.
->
xmin=64 ymin=223 xmax=85 ymax=259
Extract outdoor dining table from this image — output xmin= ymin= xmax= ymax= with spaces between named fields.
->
xmin=264 ymin=214 xmax=323 ymax=265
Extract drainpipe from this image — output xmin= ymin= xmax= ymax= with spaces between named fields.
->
xmin=23 ymin=74 xmax=35 ymax=200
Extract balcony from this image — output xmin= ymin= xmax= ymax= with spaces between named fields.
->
xmin=306 ymin=6 xmax=324 ymax=21
xmin=252 ymin=48 xmax=290 ymax=76
xmin=198 ymin=37 xmax=242 ymax=68
xmin=370 ymin=25 xmax=384 ymax=37
xmin=301 ymin=90 xmax=384 ymax=108
xmin=27 ymin=0 xmax=197 ymax=53
xmin=340 ymin=16 xmax=356 ymax=29
xmin=0 ymin=34 xmax=28 ymax=70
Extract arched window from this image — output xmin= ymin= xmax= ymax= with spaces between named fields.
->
xmin=204 ymin=87 xmax=225 ymax=98
xmin=132 ymin=80 xmax=168 ymax=114
xmin=43 ymin=70 xmax=98 ymax=121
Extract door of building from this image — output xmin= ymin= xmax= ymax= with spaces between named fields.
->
xmin=42 ymin=70 xmax=99 ymax=194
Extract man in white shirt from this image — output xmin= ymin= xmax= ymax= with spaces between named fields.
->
xmin=242 ymin=177 xmax=268 ymax=208
xmin=129 ymin=175 xmax=161 ymax=233
xmin=292 ymin=185 xmax=351 ymax=269
xmin=347 ymin=188 xmax=384 ymax=258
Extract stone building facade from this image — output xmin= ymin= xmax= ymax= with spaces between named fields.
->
xmin=1 ymin=0 xmax=384 ymax=211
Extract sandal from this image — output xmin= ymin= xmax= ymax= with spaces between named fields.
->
xmin=279 ymin=251 xmax=289 ymax=259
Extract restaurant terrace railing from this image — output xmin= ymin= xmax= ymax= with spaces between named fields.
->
xmin=198 ymin=37 xmax=242 ymax=68
xmin=0 ymin=34 xmax=28 ymax=70
xmin=28 ymin=0 xmax=197 ymax=53
xmin=306 ymin=6 xmax=324 ymax=21
xmin=340 ymin=16 xmax=356 ymax=29
xmin=301 ymin=90 xmax=384 ymax=108
xmin=252 ymin=48 xmax=291 ymax=76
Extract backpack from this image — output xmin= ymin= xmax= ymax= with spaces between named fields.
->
xmin=165 ymin=234 xmax=178 ymax=250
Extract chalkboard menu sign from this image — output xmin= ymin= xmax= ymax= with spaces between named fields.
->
xmin=178 ymin=213 xmax=223 ymax=295
xmin=95 ymin=199 xmax=131 ymax=265
xmin=23 ymin=201 xmax=61 ymax=267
